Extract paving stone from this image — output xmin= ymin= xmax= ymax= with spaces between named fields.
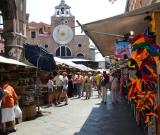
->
xmin=10 ymin=92 xmax=144 ymax=135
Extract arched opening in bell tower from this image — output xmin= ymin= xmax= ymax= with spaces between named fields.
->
xmin=0 ymin=10 xmax=4 ymax=54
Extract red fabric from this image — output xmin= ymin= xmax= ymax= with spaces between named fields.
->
xmin=131 ymin=34 xmax=151 ymax=42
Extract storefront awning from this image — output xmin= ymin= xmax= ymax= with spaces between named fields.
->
xmin=54 ymin=57 xmax=95 ymax=71
xmin=81 ymin=2 xmax=160 ymax=56
xmin=0 ymin=56 xmax=30 ymax=66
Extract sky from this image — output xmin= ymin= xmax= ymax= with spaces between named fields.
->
xmin=26 ymin=0 xmax=127 ymax=61
xmin=26 ymin=0 xmax=127 ymax=24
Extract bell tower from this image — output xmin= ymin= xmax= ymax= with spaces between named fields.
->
xmin=51 ymin=0 xmax=75 ymax=34
xmin=54 ymin=0 xmax=72 ymax=17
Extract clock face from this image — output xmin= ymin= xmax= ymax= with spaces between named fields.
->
xmin=53 ymin=25 xmax=74 ymax=45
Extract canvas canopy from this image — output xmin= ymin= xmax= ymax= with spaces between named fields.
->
xmin=0 ymin=56 xmax=29 ymax=66
xmin=81 ymin=2 xmax=160 ymax=56
xmin=54 ymin=57 xmax=95 ymax=71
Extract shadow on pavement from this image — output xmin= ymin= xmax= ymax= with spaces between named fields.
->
xmin=70 ymin=97 xmax=80 ymax=100
xmin=73 ymin=95 xmax=145 ymax=135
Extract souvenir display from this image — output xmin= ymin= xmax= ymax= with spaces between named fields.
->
xmin=128 ymin=34 xmax=159 ymax=132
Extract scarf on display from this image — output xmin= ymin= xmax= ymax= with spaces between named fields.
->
xmin=128 ymin=34 xmax=159 ymax=125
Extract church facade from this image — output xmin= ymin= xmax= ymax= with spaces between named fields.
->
xmin=26 ymin=0 xmax=95 ymax=61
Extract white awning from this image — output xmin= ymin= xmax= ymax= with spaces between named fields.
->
xmin=76 ymin=64 xmax=95 ymax=71
xmin=66 ymin=58 xmax=92 ymax=62
xmin=0 ymin=56 xmax=30 ymax=66
xmin=54 ymin=57 xmax=95 ymax=71
xmin=54 ymin=57 xmax=78 ymax=68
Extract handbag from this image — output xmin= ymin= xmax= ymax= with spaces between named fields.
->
xmin=14 ymin=104 xmax=22 ymax=118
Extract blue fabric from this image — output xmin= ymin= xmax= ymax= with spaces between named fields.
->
xmin=114 ymin=41 xmax=131 ymax=58
xmin=114 ymin=41 xmax=130 ymax=49
xmin=76 ymin=84 xmax=82 ymax=97
xmin=24 ymin=44 xmax=57 ymax=72
xmin=0 ymin=88 xmax=4 ymax=100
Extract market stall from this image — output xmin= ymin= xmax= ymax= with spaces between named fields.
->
xmin=80 ymin=2 xmax=160 ymax=135
xmin=128 ymin=34 xmax=159 ymax=134
xmin=0 ymin=57 xmax=37 ymax=121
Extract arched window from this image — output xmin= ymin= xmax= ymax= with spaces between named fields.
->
xmin=78 ymin=43 xmax=82 ymax=48
xmin=77 ymin=53 xmax=84 ymax=58
xmin=0 ymin=10 xmax=3 ymax=29
xmin=57 ymin=11 xmax=59 ymax=15
xmin=0 ymin=10 xmax=4 ymax=54
xmin=56 ymin=46 xmax=72 ymax=57
xmin=61 ymin=7 xmax=64 ymax=14
xmin=39 ymin=28 xmax=43 ymax=34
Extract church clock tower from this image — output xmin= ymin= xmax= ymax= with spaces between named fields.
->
xmin=51 ymin=0 xmax=75 ymax=46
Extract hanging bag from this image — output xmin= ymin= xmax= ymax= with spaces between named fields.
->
xmin=14 ymin=104 xmax=22 ymax=118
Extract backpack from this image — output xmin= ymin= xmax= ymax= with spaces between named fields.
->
xmin=101 ymin=78 xmax=106 ymax=86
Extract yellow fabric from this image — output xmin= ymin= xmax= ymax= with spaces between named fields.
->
xmin=96 ymin=74 xmax=101 ymax=86
xmin=132 ymin=37 xmax=146 ymax=45
xmin=151 ymin=12 xmax=155 ymax=32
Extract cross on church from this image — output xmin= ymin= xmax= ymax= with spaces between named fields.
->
xmin=109 ymin=0 xmax=117 ymax=4
xmin=61 ymin=0 xmax=65 ymax=4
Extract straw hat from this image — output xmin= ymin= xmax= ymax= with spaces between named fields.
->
xmin=88 ymin=72 xmax=92 ymax=75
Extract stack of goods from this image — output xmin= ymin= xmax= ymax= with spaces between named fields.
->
xmin=128 ymin=34 xmax=159 ymax=132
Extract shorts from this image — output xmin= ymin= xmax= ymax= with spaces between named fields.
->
xmin=63 ymin=85 xmax=68 ymax=91
xmin=48 ymin=88 xmax=53 ymax=94
xmin=97 ymin=84 xmax=101 ymax=91
xmin=57 ymin=86 xmax=63 ymax=93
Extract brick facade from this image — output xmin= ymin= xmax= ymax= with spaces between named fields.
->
xmin=26 ymin=1 xmax=94 ymax=60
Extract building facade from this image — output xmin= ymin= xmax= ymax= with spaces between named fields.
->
xmin=126 ymin=0 xmax=160 ymax=12
xmin=26 ymin=0 xmax=95 ymax=61
xmin=0 ymin=0 xmax=26 ymax=60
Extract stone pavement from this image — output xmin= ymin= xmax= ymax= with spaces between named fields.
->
xmin=10 ymin=91 xmax=144 ymax=135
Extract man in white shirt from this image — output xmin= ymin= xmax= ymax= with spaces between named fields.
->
xmin=53 ymin=72 xmax=63 ymax=105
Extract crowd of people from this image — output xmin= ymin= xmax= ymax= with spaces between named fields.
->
xmin=0 ymin=70 xmax=120 ymax=134
xmin=47 ymin=70 xmax=120 ymax=106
